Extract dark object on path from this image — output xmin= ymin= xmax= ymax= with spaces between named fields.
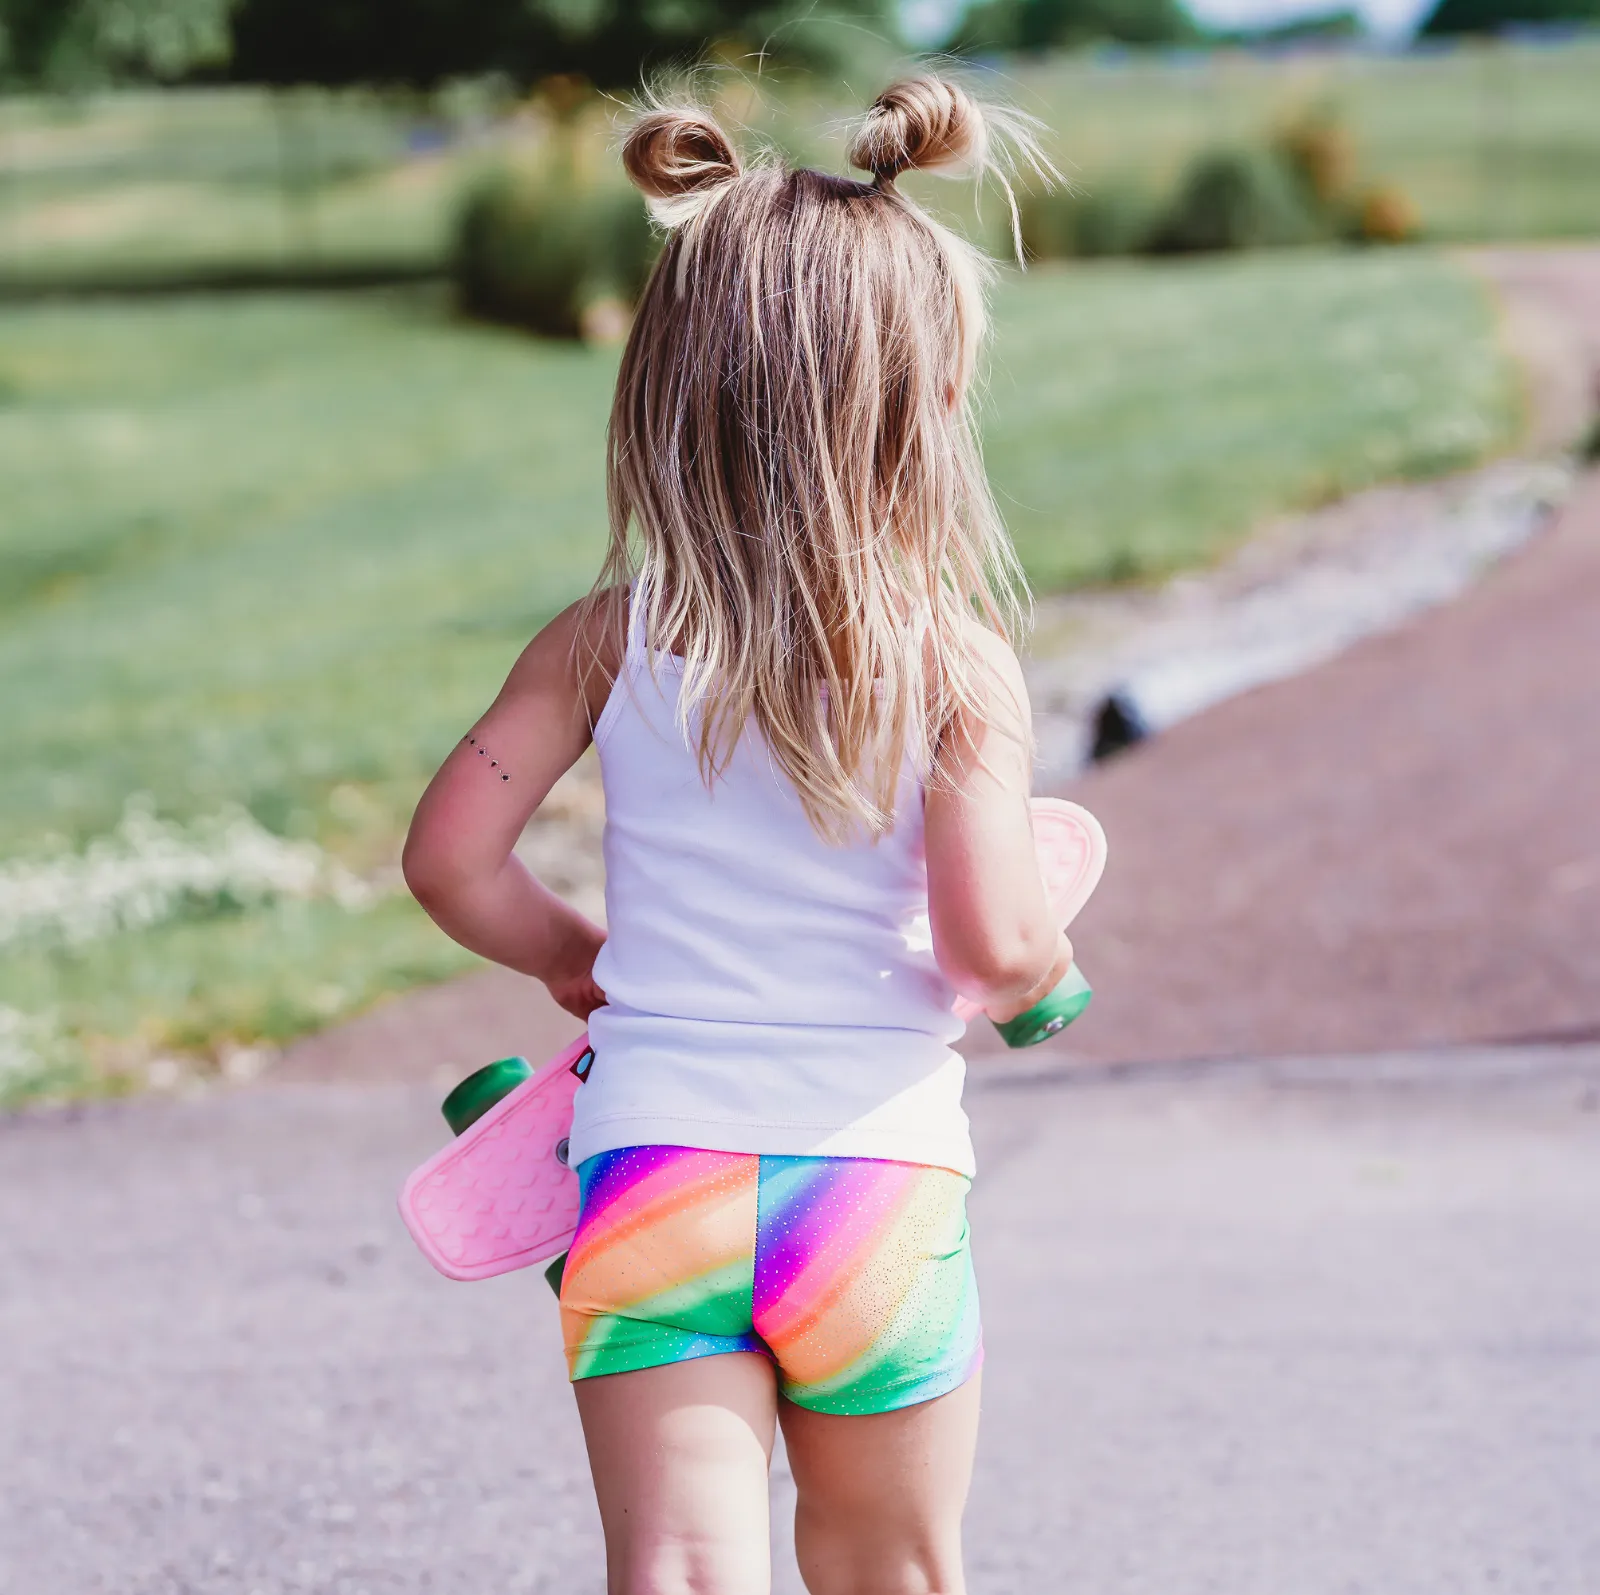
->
xmin=1580 ymin=376 xmax=1600 ymax=463
xmin=1090 ymin=689 xmax=1153 ymax=762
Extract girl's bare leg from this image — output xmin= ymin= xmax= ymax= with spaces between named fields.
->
xmin=779 ymin=1372 xmax=982 ymax=1595
xmin=575 ymin=1351 xmax=779 ymax=1595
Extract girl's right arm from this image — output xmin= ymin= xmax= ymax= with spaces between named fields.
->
xmin=923 ymin=627 xmax=1074 ymax=1024
xmin=401 ymin=592 xmax=622 ymax=1020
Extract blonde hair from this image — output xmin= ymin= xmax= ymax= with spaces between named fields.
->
xmin=595 ymin=76 xmax=1039 ymax=842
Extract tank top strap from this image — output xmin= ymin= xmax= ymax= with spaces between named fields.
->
xmin=623 ymin=576 xmax=648 ymax=664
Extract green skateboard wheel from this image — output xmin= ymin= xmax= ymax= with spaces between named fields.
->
xmin=441 ymin=1056 xmax=533 ymax=1136
xmin=993 ymin=964 xmax=1092 ymax=1049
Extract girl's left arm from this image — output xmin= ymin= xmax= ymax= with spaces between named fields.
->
xmin=402 ymin=593 xmax=620 ymax=1020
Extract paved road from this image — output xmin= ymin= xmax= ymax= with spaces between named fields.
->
xmin=6 ymin=1048 xmax=1600 ymax=1595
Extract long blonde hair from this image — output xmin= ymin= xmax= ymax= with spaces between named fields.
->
xmin=595 ymin=76 xmax=1036 ymax=842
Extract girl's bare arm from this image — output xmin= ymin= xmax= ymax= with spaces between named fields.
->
xmin=923 ymin=628 xmax=1073 ymax=1024
xmin=401 ymin=594 xmax=620 ymax=1019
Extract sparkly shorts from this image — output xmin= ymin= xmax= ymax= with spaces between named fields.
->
xmin=559 ymin=1146 xmax=982 ymax=1415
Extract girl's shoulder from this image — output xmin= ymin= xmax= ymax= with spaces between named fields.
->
xmin=933 ymin=614 xmax=1031 ymax=775
xmin=943 ymin=611 xmax=1027 ymax=728
xmin=570 ymin=584 xmax=629 ymax=729
xmin=499 ymin=585 xmax=628 ymax=737
xmin=952 ymin=610 xmax=1023 ymax=683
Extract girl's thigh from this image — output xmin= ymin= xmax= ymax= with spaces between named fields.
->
xmin=575 ymin=1350 xmax=779 ymax=1595
xmin=779 ymin=1372 xmax=982 ymax=1595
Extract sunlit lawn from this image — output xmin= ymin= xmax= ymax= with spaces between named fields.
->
xmin=0 ymin=248 xmax=1517 ymax=1095
xmin=0 ymin=87 xmax=457 ymax=286
xmin=1013 ymin=39 xmax=1600 ymax=244
xmin=4 ymin=40 xmax=1596 ymax=296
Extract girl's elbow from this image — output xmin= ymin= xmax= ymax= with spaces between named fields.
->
xmin=942 ymin=930 xmax=1055 ymax=1007
xmin=401 ymin=831 xmax=465 ymax=912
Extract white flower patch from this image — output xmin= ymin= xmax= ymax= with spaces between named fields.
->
xmin=0 ymin=798 xmax=372 ymax=952
xmin=0 ymin=1004 xmax=79 ymax=1099
xmin=0 ymin=1005 xmax=47 ymax=1083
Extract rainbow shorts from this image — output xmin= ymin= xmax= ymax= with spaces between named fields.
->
xmin=559 ymin=1146 xmax=982 ymax=1415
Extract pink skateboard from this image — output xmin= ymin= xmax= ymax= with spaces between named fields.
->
xmin=399 ymin=797 xmax=1106 ymax=1283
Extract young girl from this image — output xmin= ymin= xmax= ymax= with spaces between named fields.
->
xmin=403 ymin=76 xmax=1072 ymax=1595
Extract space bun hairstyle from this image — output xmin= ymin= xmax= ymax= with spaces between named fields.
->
xmin=847 ymin=75 xmax=987 ymax=185
xmin=595 ymin=77 xmax=1055 ymax=843
xmin=621 ymin=106 xmax=741 ymax=226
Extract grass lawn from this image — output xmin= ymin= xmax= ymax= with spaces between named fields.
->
xmin=2 ymin=39 xmax=1597 ymax=292
xmin=0 ymin=249 xmax=1518 ymax=1099
xmin=1012 ymin=38 xmax=1600 ymax=245
xmin=0 ymin=87 xmax=456 ymax=287
xmin=989 ymin=251 xmax=1515 ymax=586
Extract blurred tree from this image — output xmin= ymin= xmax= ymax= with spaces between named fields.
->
xmin=948 ymin=0 xmax=1197 ymax=54
xmin=227 ymin=0 xmax=518 ymax=87
xmin=0 ymin=0 xmax=234 ymax=87
xmin=1216 ymin=6 xmax=1362 ymax=41
xmin=1421 ymin=0 xmax=1600 ymax=30
xmin=226 ymin=0 xmax=888 ymax=89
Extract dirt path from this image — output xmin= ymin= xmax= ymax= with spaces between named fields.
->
xmin=980 ymin=463 xmax=1600 ymax=1066
xmin=279 ymin=246 xmax=1600 ymax=1086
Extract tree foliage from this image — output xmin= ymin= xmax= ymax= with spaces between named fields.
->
xmin=948 ymin=0 xmax=1196 ymax=54
xmin=225 ymin=0 xmax=883 ymax=90
xmin=0 ymin=0 xmax=890 ymax=92
xmin=1214 ymin=6 xmax=1362 ymax=43
xmin=0 ymin=0 xmax=233 ymax=87
xmin=1421 ymin=0 xmax=1600 ymax=31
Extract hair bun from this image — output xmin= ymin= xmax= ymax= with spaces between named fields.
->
xmin=848 ymin=78 xmax=986 ymax=185
xmin=622 ymin=108 xmax=740 ymax=203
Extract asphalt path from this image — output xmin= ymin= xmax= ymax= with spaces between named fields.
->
xmin=5 ymin=1047 xmax=1600 ymax=1594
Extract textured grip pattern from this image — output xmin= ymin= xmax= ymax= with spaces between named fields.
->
xmin=399 ymin=1035 xmax=589 ymax=1281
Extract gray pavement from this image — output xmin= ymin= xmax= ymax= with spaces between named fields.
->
xmin=5 ymin=1048 xmax=1600 ymax=1594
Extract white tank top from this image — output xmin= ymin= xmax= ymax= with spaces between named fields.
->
xmin=571 ymin=592 xmax=973 ymax=1176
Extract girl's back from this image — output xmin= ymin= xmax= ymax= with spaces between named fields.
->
xmin=579 ymin=584 xmax=969 ymax=1174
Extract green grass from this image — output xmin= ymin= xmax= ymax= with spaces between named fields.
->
xmin=1 ymin=287 xmax=613 ymax=854
xmin=0 ymin=250 xmax=1519 ymax=1096
xmin=0 ymin=87 xmax=462 ymax=287
xmin=1 ymin=39 xmax=1596 ymax=292
xmin=987 ymin=251 xmax=1516 ymax=586
xmin=3 ymin=896 xmax=479 ymax=1076
xmin=1008 ymin=38 xmax=1600 ymax=244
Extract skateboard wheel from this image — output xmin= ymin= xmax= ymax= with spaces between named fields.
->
xmin=441 ymin=1056 xmax=533 ymax=1136
xmin=993 ymin=964 xmax=1092 ymax=1049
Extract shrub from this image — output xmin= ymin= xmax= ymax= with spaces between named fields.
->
xmin=453 ymin=144 xmax=657 ymax=340
xmin=1353 ymin=183 xmax=1420 ymax=244
xmin=1147 ymin=146 xmax=1322 ymax=254
xmin=1019 ymin=112 xmax=1418 ymax=264
xmin=1270 ymin=108 xmax=1421 ymax=246
xmin=1273 ymin=108 xmax=1357 ymax=210
xmin=1020 ymin=178 xmax=1158 ymax=261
